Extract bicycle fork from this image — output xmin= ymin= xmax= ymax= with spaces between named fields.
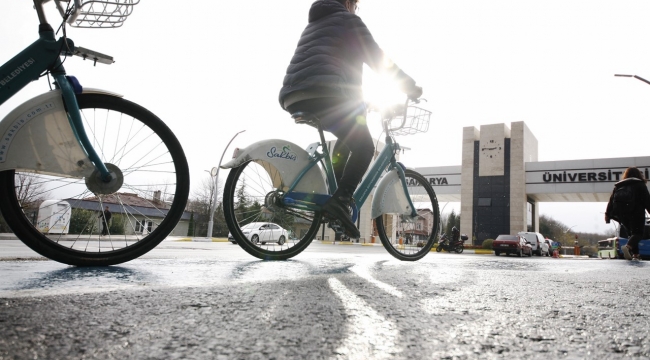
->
xmin=52 ymin=69 xmax=112 ymax=182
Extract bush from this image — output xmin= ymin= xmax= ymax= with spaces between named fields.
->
xmin=69 ymin=209 xmax=98 ymax=234
xmin=108 ymin=214 xmax=125 ymax=235
xmin=482 ymin=239 xmax=494 ymax=249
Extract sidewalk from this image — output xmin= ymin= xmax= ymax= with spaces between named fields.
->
xmin=0 ymin=233 xmax=17 ymax=241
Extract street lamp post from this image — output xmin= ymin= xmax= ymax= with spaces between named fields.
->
xmin=564 ymin=225 xmax=577 ymax=234
xmin=205 ymin=130 xmax=246 ymax=240
xmin=438 ymin=202 xmax=450 ymax=237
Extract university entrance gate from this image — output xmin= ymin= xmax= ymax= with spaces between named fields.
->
xmin=409 ymin=122 xmax=650 ymax=244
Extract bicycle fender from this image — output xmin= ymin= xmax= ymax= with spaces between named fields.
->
xmin=0 ymin=90 xmax=94 ymax=177
xmin=371 ymin=169 xmax=413 ymax=218
xmin=221 ymin=139 xmax=328 ymax=194
xmin=82 ymin=88 xmax=123 ymax=98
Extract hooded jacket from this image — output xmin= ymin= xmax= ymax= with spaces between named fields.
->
xmin=279 ymin=0 xmax=416 ymax=109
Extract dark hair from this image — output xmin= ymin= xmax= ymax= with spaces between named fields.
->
xmin=334 ymin=0 xmax=358 ymax=6
xmin=623 ymin=167 xmax=647 ymax=183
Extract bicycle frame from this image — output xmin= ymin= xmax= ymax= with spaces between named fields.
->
xmin=282 ymin=128 xmax=418 ymax=220
xmin=0 ymin=2 xmax=111 ymax=181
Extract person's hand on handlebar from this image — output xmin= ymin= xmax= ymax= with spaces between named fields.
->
xmin=407 ymin=85 xmax=423 ymax=100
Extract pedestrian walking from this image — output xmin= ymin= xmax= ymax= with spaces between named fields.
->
xmin=605 ymin=167 xmax=650 ymax=260
xmin=98 ymin=206 xmax=112 ymax=236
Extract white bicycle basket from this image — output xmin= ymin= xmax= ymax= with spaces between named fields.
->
xmin=68 ymin=0 xmax=140 ymax=28
xmin=385 ymin=106 xmax=431 ymax=136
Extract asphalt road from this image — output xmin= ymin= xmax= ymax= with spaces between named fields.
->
xmin=1 ymin=240 xmax=649 ymax=359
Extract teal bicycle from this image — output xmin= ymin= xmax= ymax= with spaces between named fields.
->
xmin=0 ymin=0 xmax=189 ymax=266
xmin=222 ymin=97 xmax=440 ymax=261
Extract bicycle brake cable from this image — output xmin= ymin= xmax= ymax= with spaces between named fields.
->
xmin=56 ymin=1 xmax=75 ymax=35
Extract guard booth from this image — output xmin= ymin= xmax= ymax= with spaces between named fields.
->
xmin=36 ymin=200 xmax=71 ymax=234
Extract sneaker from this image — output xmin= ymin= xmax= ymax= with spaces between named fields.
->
xmin=633 ymin=254 xmax=641 ymax=260
xmin=322 ymin=197 xmax=360 ymax=239
xmin=622 ymin=245 xmax=633 ymax=260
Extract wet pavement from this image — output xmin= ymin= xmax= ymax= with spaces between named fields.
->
xmin=1 ymin=239 xmax=649 ymax=359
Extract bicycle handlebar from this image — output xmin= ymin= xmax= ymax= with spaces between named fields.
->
xmin=71 ymin=46 xmax=114 ymax=65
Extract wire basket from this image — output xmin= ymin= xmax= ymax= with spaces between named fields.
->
xmin=385 ymin=106 xmax=431 ymax=136
xmin=70 ymin=0 xmax=140 ymax=28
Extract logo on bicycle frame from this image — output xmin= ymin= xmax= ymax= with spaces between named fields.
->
xmin=267 ymin=145 xmax=297 ymax=161
xmin=0 ymin=58 xmax=35 ymax=88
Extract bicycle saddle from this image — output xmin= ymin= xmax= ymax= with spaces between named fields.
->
xmin=291 ymin=112 xmax=321 ymax=128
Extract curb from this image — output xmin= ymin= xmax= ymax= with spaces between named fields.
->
xmin=178 ymin=237 xmax=230 ymax=243
xmin=317 ymin=241 xmax=491 ymax=254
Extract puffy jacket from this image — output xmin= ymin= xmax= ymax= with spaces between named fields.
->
xmin=279 ymin=0 xmax=416 ymax=109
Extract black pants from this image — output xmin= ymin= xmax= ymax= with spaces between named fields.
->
xmin=101 ymin=220 xmax=109 ymax=235
xmin=622 ymin=219 xmax=644 ymax=254
xmin=286 ymin=98 xmax=374 ymax=196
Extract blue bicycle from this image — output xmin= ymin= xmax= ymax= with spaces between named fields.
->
xmin=222 ymin=97 xmax=440 ymax=261
xmin=0 ymin=0 xmax=189 ymax=266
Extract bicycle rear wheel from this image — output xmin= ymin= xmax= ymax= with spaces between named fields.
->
xmin=0 ymin=94 xmax=189 ymax=266
xmin=223 ymin=160 xmax=322 ymax=260
xmin=376 ymin=169 xmax=439 ymax=261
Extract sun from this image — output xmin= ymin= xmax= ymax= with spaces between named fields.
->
xmin=362 ymin=68 xmax=405 ymax=107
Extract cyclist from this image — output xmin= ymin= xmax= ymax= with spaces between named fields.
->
xmin=279 ymin=0 xmax=422 ymax=238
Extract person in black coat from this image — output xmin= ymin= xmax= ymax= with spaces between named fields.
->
xmin=98 ymin=206 xmax=112 ymax=236
xmin=605 ymin=167 xmax=650 ymax=260
xmin=279 ymin=0 xmax=422 ymax=238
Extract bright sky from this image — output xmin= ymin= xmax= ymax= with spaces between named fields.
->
xmin=2 ymin=0 xmax=650 ymax=235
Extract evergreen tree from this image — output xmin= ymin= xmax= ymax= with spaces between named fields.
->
xmin=235 ymin=179 xmax=256 ymax=226
xmin=0 ymin=212 xmax=9 ymax=233
xmin=213 ymin=204 xmax=229 ymax=237
xmin=187 ymin=212 xmax=195 ymax=237
xmin=445 ymin=209 xmax=461 ymax=235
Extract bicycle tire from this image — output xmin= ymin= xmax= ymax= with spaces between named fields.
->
xmin=223 ymin=160 xmax=322 ymax=260
xmin=376 ymin=169 xmax=439 ymax=261
xmin=0 ymin=94 xmax=190 ymax=266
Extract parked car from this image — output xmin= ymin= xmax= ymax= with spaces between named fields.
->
xmin=540 ymin=238 xmax=554 ymax=256
xmin=227 ymin=222 xmax=289 ymax=245
xmin=493 ymin=234 xmax=532 ymax=257
xmin=518 ymin=232 xmax=545 ymax=256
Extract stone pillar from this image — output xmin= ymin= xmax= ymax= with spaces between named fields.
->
xmin=510 ymin=122 xmax=538 ymax=233
xmin=461 ymin=127 xmax=479 ymax=243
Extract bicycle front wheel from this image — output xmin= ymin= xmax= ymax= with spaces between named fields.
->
xmin=223 ymin=160 xmax=322 ymax=260
xmin=376 ymin=169 xmax=439 ymax=261
xmin=0 ymin=94 xmax=190 ymax=266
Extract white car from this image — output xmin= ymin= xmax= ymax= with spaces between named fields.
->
xmin=228 ymin=222 xmax=288 ymax=245
xmin=517 ymin=232 xmax=545 ymax=256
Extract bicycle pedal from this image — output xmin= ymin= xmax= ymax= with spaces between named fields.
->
xmin=327 ymin=221 xmax=343 ymax=233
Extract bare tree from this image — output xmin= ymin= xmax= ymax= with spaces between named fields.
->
xmin=186 ymin=175 xmax=224 ymax=236
xmin=15 ymin=172 xmax=47 ymax=208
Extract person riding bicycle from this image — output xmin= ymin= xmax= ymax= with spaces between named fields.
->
xmin=279 ymin=0 xmax=422 ymax=238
